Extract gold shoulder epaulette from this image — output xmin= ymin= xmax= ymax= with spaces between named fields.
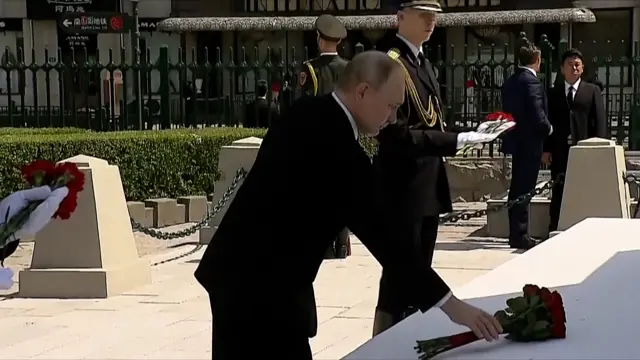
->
xmin=387 ymin=48 xmax=400 ymax=60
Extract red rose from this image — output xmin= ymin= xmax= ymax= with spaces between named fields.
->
xmin=550 ymin=321 xmax=566 ymax=338
xmin=465 ymin=80 xmax=474 ymax=88
xmin=539 ymin=287 xmax=552 ymax=304
xmin=523 ymin=284 xmax=540 ymax=296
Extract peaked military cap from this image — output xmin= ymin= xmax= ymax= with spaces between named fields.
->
xmin=397 ymin=0 xmax=443 ymax=12
xmin=315 ymin=14 xmax=347 ymax=41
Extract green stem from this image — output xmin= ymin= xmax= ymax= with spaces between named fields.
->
xmin=0 ymin=200 xmax=43 ymax=249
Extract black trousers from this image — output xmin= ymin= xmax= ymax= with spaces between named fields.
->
xmin=210 ymin=295 xmax=312 ymax=360
xmin=549 ymin=152 xmax=569 ymax=232
xmin=376 ymin=216 xmax=439 ymax=318
xmin=508 ymin=154 xmax=541 ymax=242
xmin=324 ymin=228 xmax=350 ymax=259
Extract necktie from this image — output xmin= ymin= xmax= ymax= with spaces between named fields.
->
xmin=567 ymin=86 xmax=578 ymax=144
xmin=566 ymin=86 xmax=574 ymax=107
xmin=417 ymin=52 xmax=426 ymax=67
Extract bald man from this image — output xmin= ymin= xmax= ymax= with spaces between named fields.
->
xmin=195 ymin=51 xmax=501 ymax=360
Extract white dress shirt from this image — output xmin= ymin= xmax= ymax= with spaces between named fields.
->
xmin=320 ymin=52 xmax=338 ymax=56
xmin=396 ymin=34 xmax=423 ymax=59
xmin=332 ymin=92 xmax=359 ymax=140
xmin=332 ymin=90 xmax=453 ymax=309
xmin=565 ymin=78 xmax=581 ymax=99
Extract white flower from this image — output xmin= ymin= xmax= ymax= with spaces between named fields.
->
xmin=0 ymin=267 xmax=14 ymax=290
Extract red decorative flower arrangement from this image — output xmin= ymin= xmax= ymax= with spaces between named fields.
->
xmin=416 ymin=284 xmax=566 ymax=359
xmin=0 ymin=160 xmax=85 ymax=249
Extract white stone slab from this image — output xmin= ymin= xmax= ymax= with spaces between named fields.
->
xmin=344 ymin=218 xmax=640 ymax=360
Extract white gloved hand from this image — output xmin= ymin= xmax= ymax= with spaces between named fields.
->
xmin=0 ymin=186 xmax=69 ymax=240
xmin=456 ymin=132 xmax=496 ymax=149
xmin=0 ymin=267 xmax=13 ymax=290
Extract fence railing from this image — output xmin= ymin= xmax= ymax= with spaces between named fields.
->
xmin=1 ymin=32 xmax=640 ymax=151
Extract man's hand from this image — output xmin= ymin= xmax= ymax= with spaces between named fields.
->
xmin=542 ymin=152 xmax=552 ymax=165
xmin=440 ymin=295 xmax=502 ymax=341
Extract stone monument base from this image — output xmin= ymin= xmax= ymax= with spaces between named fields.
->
xmin=19 ymin=259 xmax=150 ymax=298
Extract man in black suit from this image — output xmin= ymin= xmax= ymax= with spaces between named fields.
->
xmin=244 ymin=80 xmax=279 ymax=128
xmin=372 ymin=0 xmax=494 ymax=335
xmin=195 ymin=51 xmax=501 ymax=360
xmin=502 ymin=40 xmax=553 ymax=250
xmin=544 ymin=48 xmax=606 ymax=232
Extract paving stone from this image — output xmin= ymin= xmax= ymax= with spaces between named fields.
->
xmin=0 ymin=219 xmax=517 ymax=360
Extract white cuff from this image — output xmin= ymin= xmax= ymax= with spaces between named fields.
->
xmin=435 ymin=291 xmax=453 ymax=308
xmin=549 ymin=125 xmax=553 ymax=135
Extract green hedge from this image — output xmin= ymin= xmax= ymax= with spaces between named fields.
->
xmin=0 ymin=127 xmax=89 ymax=135
xmin=0 ymin=128 xmax=266 ymax=201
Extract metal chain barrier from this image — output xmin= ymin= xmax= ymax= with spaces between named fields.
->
xmin=130 ymin=168 xmax=247 ymax=240
xmin=439 ymin=173 xmax=565 ymax=225
xmin=623 ymin=172 xmax=640 ymax=186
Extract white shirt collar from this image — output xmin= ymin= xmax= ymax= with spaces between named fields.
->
xmin=519 ymin=66 xmax=537 ymax=78
xmin=565 ymin=78 xmax=581 ymax=95
xmin=396 ymin=33 xmax=423 ymax=59
xmin=320 ymin=52 xmax=338 ymax=56
xmin=331 ymin=92 xmax=359 ymax=140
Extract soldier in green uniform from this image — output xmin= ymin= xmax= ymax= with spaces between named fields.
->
xmin=298 ymin=14 xmax=348 ymax=99
xmin=299 ymin=14 xmax=351 ymax=259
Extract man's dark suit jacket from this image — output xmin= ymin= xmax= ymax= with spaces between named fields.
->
xmin=244 ymin=98 xmax=279 ymax=128
xmin=501 ymin=68 xmax=552 ymax=156
xmin=195 ymin=94 xmax=450 ymax=337
xmin=544 ymin=80 xmax=607 ymax=166
xmin=374 ymin=33 xmax=460 ymax=219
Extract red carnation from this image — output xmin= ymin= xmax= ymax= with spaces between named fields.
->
xmin=21 ymin=160 xmax=55 ymax=186
xmin=2 ymin=160 xmax=86 ymax=251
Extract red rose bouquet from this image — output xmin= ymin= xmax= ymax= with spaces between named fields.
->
xmin=0 ymin=160 xmax=85 ymax=250
xmin=416 ymin=284 xmax=566 ymax=359
xmin=456 ymin=111 xmax=515 ymax=156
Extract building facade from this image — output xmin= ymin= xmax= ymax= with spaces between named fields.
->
xmin=0 ymin=0 xmax=178 ymax=112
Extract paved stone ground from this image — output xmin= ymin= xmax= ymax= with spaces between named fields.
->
xmin=0 ymin=202 xmax=520 ymax=359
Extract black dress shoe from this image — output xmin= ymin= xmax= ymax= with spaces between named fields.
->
xmin=509 ymin=237 xmax=538 ymax=250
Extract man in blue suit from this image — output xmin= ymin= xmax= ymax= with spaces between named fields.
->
xmin=501 ymin=40 xmax=552 ymax=250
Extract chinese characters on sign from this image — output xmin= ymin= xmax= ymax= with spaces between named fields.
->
xmin=28 ymin=0 xmax=118 ymax=20
xmin=59 ymin=13 xmax=132 ymax=33
xmin=54 ymin=5 xmax=87 ymax=13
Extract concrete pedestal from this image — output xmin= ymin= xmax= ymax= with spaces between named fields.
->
xmin=200 ymin=136 xmax=262 ymax=244
xmin=345 ymin=218 xmax=640 ymax=359
xmin=19 ymin=155 xmax=151 ymax=298
xmin=558 ymin=138 xmax=630 ymax=230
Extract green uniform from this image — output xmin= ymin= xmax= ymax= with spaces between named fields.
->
xmin=298 ymin=54 xmax=348 ymax=97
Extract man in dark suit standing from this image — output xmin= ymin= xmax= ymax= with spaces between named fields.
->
xmin=544 ymin=48 xmax=606 ymax=232
xmin=195 ymin=51 xmax=501 ymax=360
xmin=372 ymin=0 xmax=494 ymax=335
xmin=502 ymin=40 xmax=553 ymax=250
xmin=244 ymin=80 xmax=279 ymax=128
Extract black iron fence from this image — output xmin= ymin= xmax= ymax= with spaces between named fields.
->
xmin=0 ymin=32 xmax=639 ymax=149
